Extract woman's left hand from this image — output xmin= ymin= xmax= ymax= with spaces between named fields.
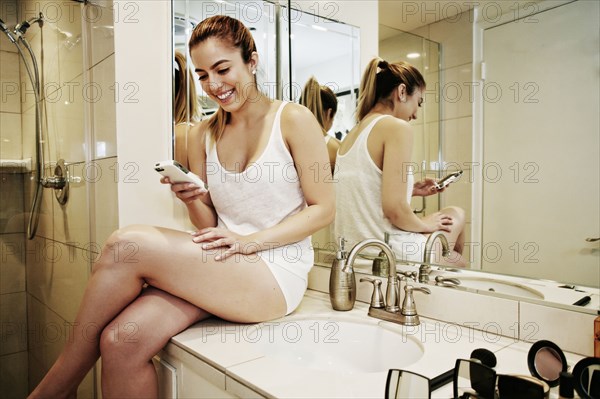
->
xmin=413 ymin=178 xmax=443 ymax=196
xmin=191 ymin=227 xmax=258 ymax=261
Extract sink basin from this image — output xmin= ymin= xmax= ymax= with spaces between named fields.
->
xmin=254 ymin=318 xmax=424 ymax=373
xmin=449 ymin=276 xmax=545 ymax=299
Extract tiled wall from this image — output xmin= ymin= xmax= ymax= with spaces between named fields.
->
xmin=0 ymin=0 xmax=28 ymax=397
xmin=0 ymin=1 xmax=118 ymax=397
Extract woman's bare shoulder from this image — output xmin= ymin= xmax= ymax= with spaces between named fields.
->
xmin=281 ymin=101 xmax=317 ymax=123
xmin=280 ymin=101 xmax=323 ymax=141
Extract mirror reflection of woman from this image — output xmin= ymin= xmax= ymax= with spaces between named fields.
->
xmin=301 ymin=76 xmax=340 ymax=173
xmin=173 ymin=50 xmax=200 ymax=170
xmin=334 ymin=58 xmax=467 ymax=267
xmin=28 ymin=15 xmax=334 ymax=399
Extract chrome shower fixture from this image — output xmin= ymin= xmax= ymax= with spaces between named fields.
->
xmin=0 ymin=18 xmax=16 ymax=43
xmin=14 ymin=13 xmax=44 ymax=37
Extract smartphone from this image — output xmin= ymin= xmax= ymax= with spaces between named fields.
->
xmin=434 ymin=170 xmax=463 ymax=190
xmin=154 ymin=160 xmax=208 ymax=193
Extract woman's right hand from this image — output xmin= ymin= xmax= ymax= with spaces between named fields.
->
xmin=422 ymin=211 xmax=454 ymax=233
xmin=161 ymin=177 xmax=207 ymax=204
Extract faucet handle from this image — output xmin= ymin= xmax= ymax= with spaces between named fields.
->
xmin=359 ymin=277 xmax=385 ymax=309
xmin=398 ymin=270 xmax=417 ymax=281
xmin=435 ymin=275 xmax=461 ymax=286
xmin=401 ymin=285 xmax=431 ymax=316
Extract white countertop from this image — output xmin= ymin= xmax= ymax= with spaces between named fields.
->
xmin=167 ymin=290 xmax=585 ymax=398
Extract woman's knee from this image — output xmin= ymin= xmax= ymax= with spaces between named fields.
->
xmin=93 ymin=225 xmax=152 ymax=273
xmin=443 ymin=206 xmax=466 ymax=224
xmin=99 ymin=322 xmax=144 ymax=365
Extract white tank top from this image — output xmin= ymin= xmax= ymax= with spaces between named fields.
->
xmin=334 ymin=115 xmax=426 ymax=262
xmin=205 ymin=101 xmax=313 ymax=279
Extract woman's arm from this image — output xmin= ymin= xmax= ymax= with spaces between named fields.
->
xmin=378 ymin=118 xmax=450 ymax=234
xmin=326 ymin=137 xmax=341 ymax=174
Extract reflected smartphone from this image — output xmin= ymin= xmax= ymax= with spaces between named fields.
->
xmin=154 ymin=160 xmax=208 ymax=193
xmin=434 ymin=170 xmax=463 ymax=190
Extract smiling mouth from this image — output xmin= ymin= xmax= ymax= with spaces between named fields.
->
xmin=216 ymin=89 xmax=234 ymax=101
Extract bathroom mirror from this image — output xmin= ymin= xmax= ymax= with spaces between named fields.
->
xmin=171 ymin=0 xmax=360 ymax=158
xmin=477 ymin=0 xmax=599 ymax=289
xmin=332 ymin=0 xmax=599 ymax=312
xmin=171 ymin=1 xmax=599 ymax=312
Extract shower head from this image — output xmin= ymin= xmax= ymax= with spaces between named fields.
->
xmin=14 ymin=13 xmax=44 ymax=36
xmin=0 ymin=18 xmax=17 ymax=43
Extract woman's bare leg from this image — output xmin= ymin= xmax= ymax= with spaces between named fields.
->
xmin=100 ymin=287 xmax=208 ymax=398
xmin=28 ymin=225 xmax=287 ymax=398
xmin=431 ymin=206 xmax=467 ymax=267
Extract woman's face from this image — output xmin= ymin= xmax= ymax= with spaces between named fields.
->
xmin=190 ymin=37 xmax=257 ymax=112
xmin=396 ymin=85 xmax=424 ymax=122
xmin=323 ymin=108 xmax=335 ymax=132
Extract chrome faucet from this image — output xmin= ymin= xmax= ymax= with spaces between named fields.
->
xmin=419 ymin=231 xmax=450 ymax=283
xmin=345 ymin=239 xmax=399 ymax=312
xmin=345 ymin=239 xmax=430 ymax=326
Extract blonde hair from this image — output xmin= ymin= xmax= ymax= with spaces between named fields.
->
xmin=301 ymin=76 xmax=338 ymax=133
xmin=356 ymin=58 xmax=426 ymax=122
xmin=188 ymin=15 xmax=258 ymax=145
xmin=174 ymin=50 xmax=199 ymax=125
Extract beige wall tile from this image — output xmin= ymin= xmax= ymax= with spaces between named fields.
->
xmin=0 ymin=111 xmax=22 ymax=159
xmin=20 ymin=106 xmax=34 ymax=162
xmin=49 ymin=74 xmax=86 ymax=163
xmin=429 ymin=9 xmax=473 ymax=69
xmin=27 ymin=352 xmax=45 ymax=394
xmin=442 ymin=116 xmax=472 ymax=166
xmin=27 ymin=238 xmax=90 ymax=322
xmin=92 ymin=157 xmax=118 ymax=247
xmin=26 ymin=295 xmax=95 ymax=397
xmin=0 ymin=51 xmax=20 ymax=113
xmin=57 ymin=0 xmax=83 ymax=86
xmin=424 ymin=71 xmax=440 ymax=124
xmin=91 ymin=54 xmax=116 ymax=159
xmin=0 ymin=351 xmax=28 ymax=399
xmin=26 ymin=294 xmax=67 ymax=371
xmin=0 ymin=291 xmax=27 ymax=355
xmin=0 ymin=233 xmax=25 ymax=294
xmin=0 ymin=173 xmax=24 ymax=233
xmin=440 ymin=64 xmax=473 ymax=120
xmin=86 ymin=2 xmax=114 ymax=68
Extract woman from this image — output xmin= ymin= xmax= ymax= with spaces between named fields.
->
xmin=301 ymin=76 xmax=340 ymax=172
xmin=173 ymin=50 xmax=200 ymax=169
xmin=334 ymin=58 xmax=466 ymax=267
xmin=29 ymin=15 xmax=334 ymax=399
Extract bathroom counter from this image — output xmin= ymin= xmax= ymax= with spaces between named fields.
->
xmin=159 ymin=290 xmax=584 ymax=398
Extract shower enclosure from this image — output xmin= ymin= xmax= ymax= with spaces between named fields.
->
xmin=0 ymin=1 xmax=118 ymax=397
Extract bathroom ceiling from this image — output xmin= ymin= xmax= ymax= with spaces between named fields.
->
xmin=379 ymin=0 xmax=545 ymax=31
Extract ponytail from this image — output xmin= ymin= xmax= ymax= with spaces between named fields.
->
xmin=356 ymin=57 xmax=426 ymax=122
xmin=301 ymin=76 xmax=338 ymax=133
xmin=356 ymin=58 xmax=383 ymax=122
